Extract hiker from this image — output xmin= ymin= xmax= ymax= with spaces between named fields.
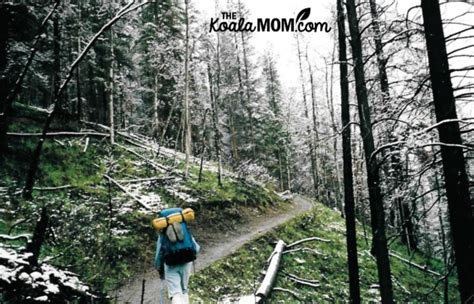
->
xmin=154 ymin=208 xmax=200 ymax=304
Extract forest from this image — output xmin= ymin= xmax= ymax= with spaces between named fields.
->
xmin=0 ymin=0 xmax=473 ymax=303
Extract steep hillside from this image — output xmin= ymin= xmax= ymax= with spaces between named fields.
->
xmin=191 ymin=199 xmax=458 ymax=303
xmin=0 ymin=105 xmax=285 ymax=302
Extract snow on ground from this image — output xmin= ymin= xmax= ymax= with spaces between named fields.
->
xmin=0 ymin=247 xmax=90 ymax=298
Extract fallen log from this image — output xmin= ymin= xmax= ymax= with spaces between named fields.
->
xmin=255 ymin=240 xmax=286 ymax=303
xmin=33 ymin=185 xmax=73 ymax=191
xmin=114 ymin=143 xmax=172 ymax=174
xmin=7 ymin=132 xmax=109 ymax=138
xmin=103 ymin=174 xmax=152 ymax=211
xmin=286 ymin=237 xmax=331 ymax=249
xmin=117 ymin=176 xmax=175 ymax=184
xmin=389 ymin=251 xmax=441 ymax=277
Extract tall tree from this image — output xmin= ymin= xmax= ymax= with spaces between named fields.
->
xmin=296 ymin=35 xmax=319 ymax=197
xmin=183 ymin=0 xmax=191 ymax=178
xmin=368 ymin=0 xmax=417 ymax=251
xmin=108 ymin=29 xmax=115 ymax=145
xmin=421 ymin=0 xmax=474 ymax=301
xmin=337 ymin=0 xmax=361 ymax=301
xmin=345 ymin=0 xmax=394 ymax=302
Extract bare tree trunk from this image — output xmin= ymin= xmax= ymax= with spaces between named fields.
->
xmin=326 ymin=57 xmax=342 ymax=213
xmin=296 ymin=35 xmax=318 ymax=196
xmin=198 ymin=109 xmax=209 ymax=183
xmin=438 ymin=200 xmax=449 ymax=304
xmin=26 ymin=208 xmax=49 ymax=266
xmin=0 ymin=5 xmax=9 ymax=159
xmin=237 ymin=2 xmax=255 ymax=158
xmin=346 ymin=0 xmax=394 ymax=301
xmin=52 ymin=12 xmax=60 ymax=107
xmin=109 ymin=30 xmax=115 ymax=145
xmin=337 ymin=0 xmax=361 ymax=301
xmin=232 ymin=32 xmax=243 ymax=161
xmin=76 ymin=36 xmax=82 ymax=121
xmin=183 ymin=0 xmax=191 ymax=178
xmin=160 ymin=96 xmax=178 ymax=146
xmin=278 ymin=149 xmax=284 ymax=190
xmin=369 ymin=0 xmax=416 ymax=252
xmin=75 ymin=2 xmax=82 ymax=121
xmin=421 ymin=1 xmax=474 ymax=301
xmin=207 ymin=64 xmax=222 ymax=187
xmin=305 ymin=49 xmax=321 ymax=198
xmin=152 ymin=74 xmax=159 ymax=139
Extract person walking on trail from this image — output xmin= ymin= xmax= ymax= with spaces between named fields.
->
xmin=154 ymin=208 xmax=200 ymax=304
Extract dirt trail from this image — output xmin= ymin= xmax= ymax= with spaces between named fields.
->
xmin=114 ymin=195 xmax=313 ymax=303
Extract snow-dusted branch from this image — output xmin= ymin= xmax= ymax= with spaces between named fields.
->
xmin=104 ymin=174 xmax=152 ymax=211
xmin=7 ymin=132 xmax=109 ymax=138
xmin=0 ymin=234 xmax=30 ymax=242
xmin=389 ymin=251 xmax=441 ymax=277
xmin=286 ymin=237 xmax=331 ymax=249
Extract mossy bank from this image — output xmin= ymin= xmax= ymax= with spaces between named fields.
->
xmin=191 ymin=200 xmax=458 ymax=303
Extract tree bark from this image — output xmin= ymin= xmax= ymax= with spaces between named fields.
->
xmin=52 ymin=12 xmax=60 ymax=107
xmin=76 ymin=36 xmax=82 ymax=121
xmin=183 ymin=0 xmax=192 ymax=178
xmin=305 ymin=49 xmax=321 ymax=198
xmin=237 ymin=2 xmax=256 ymax=158
xmin=26 ymin=208 xmax=49 ymax=266
xmin=198 ymin=109 xmax=209 ymax=183
xmin=109 ymin=29 xmax=115 ymax=145
xmin=345 ymin=0 xmax=394 ymax=302
xmin=152 ymin=74 xmax=160 ymax=139
xmin=0 ymin=4 xmax=9 ymax=159
xmin=421 ymin=0 xmax=474 ymax=301
xmin=337 ymin=0 xmax=361 ymax=301
xmin=207 ymin=64 xmax=222 ymax=187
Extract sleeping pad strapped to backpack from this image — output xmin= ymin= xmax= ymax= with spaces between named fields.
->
xmin=157 ymin=208 xmax=197 ymax=266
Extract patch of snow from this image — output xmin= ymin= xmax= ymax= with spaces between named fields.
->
xmin=18 ymin=272 xmax=31 ymax=283
xmin=34 ymin=296 xmax=49 ymax=301
xmin=295 ymin=258 xmax=306 ymax=264
xmin=1 ymin=247 xmax=90 ymax=298
xmin=218 ymin=295 xmax=257 ymax=304
xmin=44 ymin=283 xmax=60 ymax=294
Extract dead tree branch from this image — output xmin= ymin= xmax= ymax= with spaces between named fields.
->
xmin=286 ymin=237 xmax=331 ymax=249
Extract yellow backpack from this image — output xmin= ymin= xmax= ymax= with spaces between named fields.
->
xmin=152 ymin=208 xmax=195 ymax=231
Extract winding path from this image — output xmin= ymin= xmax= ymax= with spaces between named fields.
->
xmin=114 ymin=195 xmax=313 ymax=303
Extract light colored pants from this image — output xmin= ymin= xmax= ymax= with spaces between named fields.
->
xmin=164 ymin=262 xmax=192 ymax=303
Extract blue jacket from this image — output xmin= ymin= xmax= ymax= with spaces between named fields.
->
xmin=154 ymin=234 xmax=200 ymax=270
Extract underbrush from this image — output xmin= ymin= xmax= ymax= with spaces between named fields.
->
xmin=0 ymin=112 xmax=284 ymax=300
xmin=190 ymin=200 xmax=458 ymax=303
